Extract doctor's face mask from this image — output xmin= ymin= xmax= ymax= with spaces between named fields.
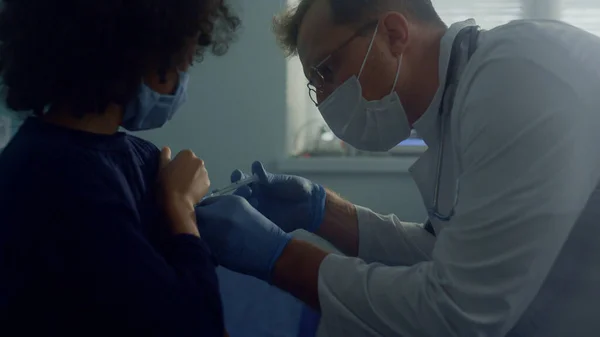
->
xmin=314 ymin=22 xmax=412 ymax=152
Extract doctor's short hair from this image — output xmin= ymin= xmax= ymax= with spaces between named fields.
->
xmin=0 ymin=0 xmax=240 ymax=117
xmin=274 ymin=0 xmax=445 ymax=56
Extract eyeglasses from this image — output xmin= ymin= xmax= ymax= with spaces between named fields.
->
xmin=307 ymin=20 xmax=379 ymax=106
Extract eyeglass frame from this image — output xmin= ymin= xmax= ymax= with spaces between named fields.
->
xmin=306 ymin=20 xmax=380 ymax=106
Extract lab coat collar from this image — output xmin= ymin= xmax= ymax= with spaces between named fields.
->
xmin=412 ymin=19 xmax=478 ymax=146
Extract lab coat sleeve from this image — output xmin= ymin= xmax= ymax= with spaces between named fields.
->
xmin=315 ymin=57 xmax=600 ymax=337
xmin=355 ymin=205 xmax=435 ymax=266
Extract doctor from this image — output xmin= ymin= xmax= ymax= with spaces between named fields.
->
xmin=196 ymin=0 xmax=600 ymax=336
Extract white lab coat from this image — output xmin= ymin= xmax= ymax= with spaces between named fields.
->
xmin=316 ymin=20 xmax=600 ymax=337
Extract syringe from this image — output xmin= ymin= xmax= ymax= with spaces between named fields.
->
xmin=205 ymin=174 xmax=258 ymax=198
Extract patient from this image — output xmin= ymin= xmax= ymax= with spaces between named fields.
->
xmin=0 ymin=0 xmax=239 ymax=336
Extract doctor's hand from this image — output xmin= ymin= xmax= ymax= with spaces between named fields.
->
xmin=230 ymin=161 xmax=326 ymax=233
xmin=195 ymin=195 xmax=292 ymax=282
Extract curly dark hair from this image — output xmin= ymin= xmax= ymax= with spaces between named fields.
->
xmin=0 ymin=0 xmax=240 ymax=117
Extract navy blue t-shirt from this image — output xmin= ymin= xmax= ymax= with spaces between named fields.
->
xmin=0 ymin=117 xmax=224 ymax=336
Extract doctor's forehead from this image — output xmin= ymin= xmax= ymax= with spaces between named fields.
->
xmin=296 ymin=0 xmax=348 ymax=68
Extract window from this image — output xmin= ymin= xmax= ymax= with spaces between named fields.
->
xmin=561 ymin=0 xmax=600 ymax=36
xmin=432 ymin=0 xmax=522 ymax=30
xmin=287 ymin=0 xmax=524 ymax=157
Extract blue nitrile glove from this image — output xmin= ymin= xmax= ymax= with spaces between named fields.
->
xmin=195 ymin=195 xmax=292 ymax=282
xmin=231 ymin=161 xmax=326 ymax=233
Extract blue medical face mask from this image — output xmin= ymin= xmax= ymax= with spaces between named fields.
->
xmin=318 ymin=24 xmax=409 ymax=152
xmin=121 ymin=71 xmax=190 ymax=131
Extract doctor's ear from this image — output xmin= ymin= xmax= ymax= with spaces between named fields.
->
xmin=380 ymin=12 xmax=410 ymax=55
